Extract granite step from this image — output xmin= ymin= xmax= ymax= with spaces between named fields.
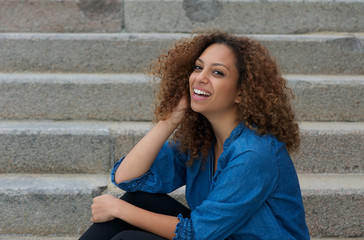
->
xmin=0 ymin=121 xmax=362 ymax=174
xmin=0 ymin=237 xmax=362 ymax=240
xmin=0 ymin=73 xmax=363 ymax=122
xmin=124 ymin=0 xmax=364 ymax=34
xmin=0 ymin=0 xmax=124 ymax=33
xmin=0 ymin=33 xmax=363 ymax=74
xmin=1 ymin=0 xmax=363 ymax=34
xmin=0 ymin=174 xmax=362 ymax=237
xmin=0 ymin=174 xmax=107 ymax=236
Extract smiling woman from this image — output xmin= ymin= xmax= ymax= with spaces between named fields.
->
xmin=79 ymin=30 xmax=309 ymax=240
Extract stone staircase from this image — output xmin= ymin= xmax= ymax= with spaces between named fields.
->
xmin=0 ymin=0 xmax=363 ymax=239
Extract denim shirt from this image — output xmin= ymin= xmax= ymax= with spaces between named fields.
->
xmin=111 ymin=123 xmax=310 ymax=240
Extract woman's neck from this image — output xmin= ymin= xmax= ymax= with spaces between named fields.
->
xmin=208 ymin=114 xmax=240 ymax=150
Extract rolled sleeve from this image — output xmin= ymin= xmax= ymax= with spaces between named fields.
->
xmin=174 ymin=214 xmax=195 ymax=240
xmin=111 ymin=141 xmax=188 ymax=193
xmin=111 ymin=157 xmax=151 ymax=192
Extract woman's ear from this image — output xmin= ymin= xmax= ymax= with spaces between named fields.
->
xmin=235 ymin=91 xmax=242 ymax=104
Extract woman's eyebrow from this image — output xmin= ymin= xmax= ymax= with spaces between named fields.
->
xmin=196 ymin=58 xmax=230 ymax=71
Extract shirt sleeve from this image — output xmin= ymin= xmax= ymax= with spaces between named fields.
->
xmin=111 ymin=141 xmax=188 ymax=194
xmin=174 ymin=147 xmax=279 ymax=240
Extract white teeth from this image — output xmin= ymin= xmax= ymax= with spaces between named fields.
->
xmin=194 ymin=89 xmax=211 ymax=96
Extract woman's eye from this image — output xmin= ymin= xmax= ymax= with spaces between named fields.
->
xmin=213 ymin=70 xmax=224 ymax=76
xmin=193 ymin=65 xmax=202 ymax=71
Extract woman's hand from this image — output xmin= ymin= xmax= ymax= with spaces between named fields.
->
xmin=167 ymin=96 xmax=188 ymax=127
xmin=91 ymin=194 xmax=120 ymax=223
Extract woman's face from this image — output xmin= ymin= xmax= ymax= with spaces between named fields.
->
xmin=189 ymin=43 xmax=241 ymax=119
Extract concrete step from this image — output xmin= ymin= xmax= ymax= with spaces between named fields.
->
xmin=1 ymin=237 xmax=363 ymax=240
xmin=293 ymin=122 xmax=364 ymax=174
xmin=0 ymin=0 xmax=123 ymax=33
xmin=0 ymin=120 xmax=151 ymax=174
xmin=1 ymin=0 xmax=363 ymax=34
xmin=299 ymin=174 xmax=364 ymax=238
xmin=0 ymin=174 xmax=362 ymax=237
xmin=0 ymin=33 xmax=363 ymax=74
xmin=124 ymin=0 xmax=364 ymax=34
xmin=0 ymin=73 xmax=363 ymax=122
xmin=0 ymin=121 xmax=362 ymax=174
xmin=0 ymin=73 xmax=155 ymax=121
xmin=0 ymin=174 xmax=107 ymax=236
xmin=0 ymin=237 xmax=362 ymax=240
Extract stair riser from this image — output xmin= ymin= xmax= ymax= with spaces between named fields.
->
xmin=0 ymin=0 xmax=123 ymax=33
xmin=0 ymin=74 xmax=155 ymax=121
xmin=1 ymin=34 xmax=363 ymax=74
xmin=1 ymin=183 xmax=361 ymax=237
xmin=0 ymin=193 xmax=93 ymax=235
xmin=0 ymin=122 xmax=362 ymax=174
xmin=0 ymin=175 xmax=106 ymax=236
xmin=2 ymin=0 xmax=363 ymax=34
xmin=0 ymin=123 xmax=112 ymax=174
xmin=303 ymin=193 xmax=363 ymax=237
xmin=0 ymin=74 xmax=363 ymax=122
xmin=125 ymin=0 xmax=364 ymax=34
xmin=292 ymin=124 xmax=364 ymax=173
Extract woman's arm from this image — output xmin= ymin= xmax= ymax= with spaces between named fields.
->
xmin=114 ymin=96 xmax=188 ymax=184
xmin=91 ymin=194 xmax=179 ymax=240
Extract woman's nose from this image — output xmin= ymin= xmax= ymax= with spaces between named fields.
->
xmin=195 ymin=70 xmax=209 ymax=83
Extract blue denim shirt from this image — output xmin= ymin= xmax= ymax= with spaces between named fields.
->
xmin=111 ymin=123 xmax=310 ymax=240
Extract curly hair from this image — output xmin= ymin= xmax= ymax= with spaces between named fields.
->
xmin=150 ymin=30 xmax=300 ymax=164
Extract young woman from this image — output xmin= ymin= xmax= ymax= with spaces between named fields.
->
xmin=79 ymin=31 xmax=310 ymax=240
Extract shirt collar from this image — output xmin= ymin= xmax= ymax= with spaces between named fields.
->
xmin=223 ymin=122 xmax=246 ymax=150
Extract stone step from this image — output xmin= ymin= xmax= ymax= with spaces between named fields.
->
xmin=299 ymin=174 xmax=364 ymax=237
xmin=0 ymin=120 xmax=151 ymax=174
xmin=0 ymin=73 xmax=155 ymax=122
xmin=1 ymin=0 xmax=363 ymax=34
xmin=0 ymin=0 xmax=123 ymax=33
xmin=0 ymin=73 xmax=363 ymax=122
xmin=0 ymin=174 xmax=362 ymax=237
xmin=0 ymin=237 xmax=362 ymax=240
xmin=0 ymin=174 xmax=107 ymax=236
xmin=0 ymin=121 xmax=362 ymax=174
xmin=124 ymin=0 xmax=364 ymax=34
xmin=0 ymin=33 xmax=363 ymax=74
xmin=293 ymin=122 xmax=364 ymax=174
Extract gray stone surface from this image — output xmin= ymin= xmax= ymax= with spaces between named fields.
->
xmin=292 ymin=122 xmax=364 ymax=173
xmin=1 ymin=121 xmax=362 ymax=174
xmin=125 ymin=0 xmax=364 ymax=34
xmin=0 ymin=174 xmax=107 ymax=235
xmin=0 ymin=33 xmax=363 ymax=74
xmin=0 ymin=237 xmax=363 ymax=240
xmin=1 ymin=73 xmax=362 ymax=122
xmin=0 ymin=121 xmax=111 ymax=174
xmin=289 ymin=75 xmax=364 ymax=121
xmin=0 ymin=73 xmax=156 ymax=121
xmin=0 ymin=0 xmax=123 ymax=33
xmin=299 ymin=174 xmax=364 ymax=237
xmin=111 ymin=121 xmax=153 ymax=162
xmin=0 ymin=236 xmax=77 ymax=240
xmin=108 ymin=174 xmax=364 ymax=237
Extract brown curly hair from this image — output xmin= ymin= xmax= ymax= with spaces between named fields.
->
xmin=150 ymin=30 xmax=300 ymax=164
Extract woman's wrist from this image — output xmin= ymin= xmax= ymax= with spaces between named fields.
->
xmin=159 ymin=117 xmax=180 ymax=132
xmin=112 ymin=198 xmax=127 ymax=220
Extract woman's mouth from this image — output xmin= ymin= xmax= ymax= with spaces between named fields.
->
xmin=193 ymin=88 xmax=211 ymax=97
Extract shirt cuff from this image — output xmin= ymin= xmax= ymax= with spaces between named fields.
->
xmin=111 ymin=157 xmax=150 ymax=192
xmin=174 ymin=214 xmax=195 ymax=240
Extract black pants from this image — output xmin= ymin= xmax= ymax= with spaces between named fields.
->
xmin=79 ymin=191 xmax=191 ymax=240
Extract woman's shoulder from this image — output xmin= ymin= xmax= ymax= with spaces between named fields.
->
xmin=233 ymin=125 xmax=284 ymax=153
